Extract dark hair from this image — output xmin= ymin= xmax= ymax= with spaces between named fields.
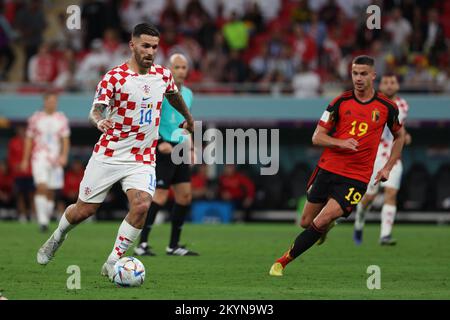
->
xmin=352 ymin=55 xmax=375 ymax=66
xmin=43 ymin=88 xmax=59 ymax=99
xmin=381 ymin=73 xmax=398 ymax=80
xmin=132 ymin=23 xmax=160 ymax=38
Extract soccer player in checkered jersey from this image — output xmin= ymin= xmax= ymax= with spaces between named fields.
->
xmin=20 ymin=91 xmax=70 ymax=232
xmin=353 ymin=74 xmax=412 ymax=246
xmin=134 ymin=53 xmax=199 ymax=257
xmin=269 ymin=56 xmax=406 ymax=277
xmin=36 ymin=23 xmax=195 ymax=280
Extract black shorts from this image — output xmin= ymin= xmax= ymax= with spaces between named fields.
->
xmin=306 ymin=167 xmax=367 ymax=217
xmin=155 ymin=141 xmax=191 ymax=189
xmin=14 ymin=176 xmax=35 ymax=193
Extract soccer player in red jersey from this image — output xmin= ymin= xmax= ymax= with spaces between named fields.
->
xmin=269 ymin=55 xmax=406 ymax=276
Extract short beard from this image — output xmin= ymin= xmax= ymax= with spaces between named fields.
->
xmin=134 ymin=50 xmax=152 ymax=69
xmin=385 ymin=91 xmax=396 ymax=99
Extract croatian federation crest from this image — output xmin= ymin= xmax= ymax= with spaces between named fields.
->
xmin=142 ymin=84 xmax=151 ymax=95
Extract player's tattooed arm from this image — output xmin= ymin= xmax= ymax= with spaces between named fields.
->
xmin=89 ymin=103 xmax=113 ymax=133
xmin=165 ymin=91 xmax=194 ymax=133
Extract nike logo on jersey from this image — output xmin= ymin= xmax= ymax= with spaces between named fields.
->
xmin=142 ymin=96 xmax=151 ymax=101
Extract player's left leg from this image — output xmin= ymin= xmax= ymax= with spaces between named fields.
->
xmin=34 ymin=183 xmax=50 ymax=232
xmin=379 ymin=161 xmax=402 ymax=245
xmin=135 ymin=151 xmax=174 ymax=256
xmin=270 ymin=198 xmax=343 ymax=276
xmin=102 ymin=164 xmax=156 ymax=278
xmin=354 ymin=157 xmax=384 ymax=244
xmin=103 ymin=189 xmax=152 ymax=278
xmin=353 ymin=192 xmax=376 ymax=245
xmin=379 ymin=187 xmax=398 ymax=245
xmin=166 ymin=182 xmax=199 ymax=256
xmin=45 ymin=189 xmax=55 ymax=221
xmin=46 ymin=166 xmax=63 ymax=223
xmin=134 ymin=188 xmax=168 ymax=256
xmin=32 ymin=160 xmax=51 ymax=231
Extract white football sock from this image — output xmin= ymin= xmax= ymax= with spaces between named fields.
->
xmin=354 ymin=202 xmax=370 ymax=231
xmin=46 ymin=198 xmax=55 ymax=221
xmin=380 ymin=204 xmax=397 ymax=238
xmin=53 ymin=210 xmax=75 ymax=242
xmin=35 ymin=195 xmax=49 ymax=226
xmin=107 ymin=220 xmax=141 ymax=264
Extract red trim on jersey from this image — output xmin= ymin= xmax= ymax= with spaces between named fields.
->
xmin=307 ymin=166 xmax=320 ymax=190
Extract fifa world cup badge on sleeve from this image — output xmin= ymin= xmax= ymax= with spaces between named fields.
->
xmin=320 ymin=111 xmax=330 ymax=122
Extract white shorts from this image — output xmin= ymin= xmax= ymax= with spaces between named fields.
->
xmin=78 ymin=157 xmax=156 ymax=203
xmin=366 ymin=157 xmax=403 ymax=195
xmin=32 ymin=160 xmax=64 ymax=189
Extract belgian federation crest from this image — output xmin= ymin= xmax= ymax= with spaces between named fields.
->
xmin=371 ymin=108 xmax=380 ymax=123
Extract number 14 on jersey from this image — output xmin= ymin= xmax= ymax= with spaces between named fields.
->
xmin=139 ymin=109 xmax=152 ymax=125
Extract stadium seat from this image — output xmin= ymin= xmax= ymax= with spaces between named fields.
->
xmin=253 ymin=170 xmax=287 ymax=210
xmin=434 ymin=163 xmax=450 ymax=210
xmin=288 ymin=162 xmax=312 ymax=201
xmin=399 ymin=163 xmax=431 ymax=211
xmin=191 ymin=201 xmax=233 ymax=224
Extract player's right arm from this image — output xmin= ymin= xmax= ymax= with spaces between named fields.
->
xmin=88 ymin=103 xmax=113 ymax=133
xmin=312 ymin=95 xmax=358 ymax=150
xmin=312 ymin=125 xmax=358 ymax=150
xmin=90 ymin=71 xmax=117 ymax=133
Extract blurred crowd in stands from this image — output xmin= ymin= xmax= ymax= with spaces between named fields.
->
xmin=0 ymin=124 xmax=259 ymax=220
xmin=0 ymin=0 xmax=450 ymax=95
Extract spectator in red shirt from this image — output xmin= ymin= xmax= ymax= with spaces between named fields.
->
xmin=292 ymin=24 xmax=317 ymax=67
xmin=191 ymin=164 xmax=210 ymax=200
xmin=62 ymin=159 xmax=84 ymax=205
xmin=7 ymin=126 xmax=34 ymax=222
xmin=27 ymin=42 xmax=58 ymax=85
xmin=0 ymin=160 xmax=14 ymax=210
xmin=57 ymin=159 xmax=84 ymax=219
xmin=219 ymin=164 xmax=255 ymax=221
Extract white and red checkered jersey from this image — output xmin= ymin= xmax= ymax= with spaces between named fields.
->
xmin=26 ymin=111 xmax=71 ymax=164
xmin=376 ymin=96 xmax=409 ymax=160
xmin=91 ymin=62 xmax=178 ymax=166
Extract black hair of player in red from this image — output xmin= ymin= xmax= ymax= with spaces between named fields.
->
xmin=352 ymin=55 xmax=375 ymax=66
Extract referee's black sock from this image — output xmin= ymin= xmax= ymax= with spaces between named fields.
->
xmin=139 ymin=201 xmax=162 ymax=245
xmin=169 ymin=203 xmax=190 ymax=248
xmin=289 ymin=222 xmax=325 ymax=259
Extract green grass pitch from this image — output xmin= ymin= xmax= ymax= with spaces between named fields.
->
xmin=0 ymin=221 xmax=449 ymax=300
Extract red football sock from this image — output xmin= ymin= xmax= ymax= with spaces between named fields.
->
xmin=276 ymin=250 xmax=293 ymax=268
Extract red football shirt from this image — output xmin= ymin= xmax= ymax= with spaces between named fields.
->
xmin=317 ymin=90 xmax=402 ymax=183
xmin=7 ymin=136 xmax=32 ymax=178
xmin=219 ymin=173 xmax=256 ymax=200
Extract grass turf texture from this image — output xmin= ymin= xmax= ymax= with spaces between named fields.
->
xmin=0 ymin=221 xmax=449 ymax=300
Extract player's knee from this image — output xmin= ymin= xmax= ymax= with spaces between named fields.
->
xmin=384 ymin=188 xmax=397 ymax=205
xmin=153 ymin=189 xmax=168 ymax=205
xmin=175 ymin=192 xmax=192 ymax=206
xmin=362 ymin=193 xmax=375 ymax=207
xmin=71 ymin=203 xmax=96 ymax=222
xmin=300 ymin=215 xmax=311 ymax=229
xmin=36 ymin=184 xmax=47 ymax=195
xmin=315 ymin=211 xmax=339 ymax=229
xmin=131 ymin=197 xmax=151 ymax=215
